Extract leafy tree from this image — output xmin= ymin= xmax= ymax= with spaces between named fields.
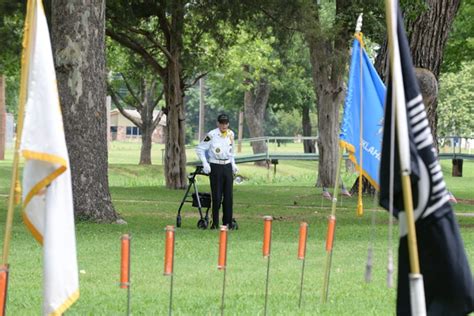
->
xmin=245 ymin=0 xmax=386 ymax=187
xmin=185 ymin=81 xmax=242 ymax=143
xmin=106 ymin=1 xmax=250 ymax=189
xmin=375 ymin=0 xmax=462 ymax=141
xmin=107 ymin=43 xmax=165 ymax=165
xmin=0 ymin=1 xmax=24 ymax=115
xmin=268 ymin=34 xmax=316 ymax=153
xmin=205 ymin=27 xmax=281 ymax=159
xmin=52 ymin=0 xmax=120 ymax=222
xmin=437 ymin=62 xmax=474 ymax=137
xmin=441 ymin=0 xmax=474 ymax=73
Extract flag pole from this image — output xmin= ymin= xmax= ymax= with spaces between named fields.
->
xmin=355 ymin=13 xmax=364 ymax=217
xmin=321 ymin=146 xmax=343 ymax=303
xmin=1 ymin=0 xmax=35 ymax=265
xmin=385 ymin=0 xmax=426 ymax=314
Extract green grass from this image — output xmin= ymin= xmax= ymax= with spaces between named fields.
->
xmin=0 ymin=143 xmax=473 ymax=315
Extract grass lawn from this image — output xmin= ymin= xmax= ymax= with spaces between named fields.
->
xmin=0 ymin=142 xmax=473 ymax=315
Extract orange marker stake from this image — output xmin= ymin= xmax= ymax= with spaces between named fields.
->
xmin=164 ymin=226 xmax=175 ymax=276
xmin=262 ymin=216 xmax=273 ymax=316
xmin=262 ymin=216 xmax=273 ymax=257
xmin=325 ymin=216 xmax=336 ymax=252
xmin=0 ymin=265 xmax=9 ymax=316
xmin=322 ymin=215 xmax=337 ymax=303
xmin=218 ymin=225 xmax=228 ymax=270
xmin=120 ymin=234 xmax=131 ymax=289
xmin=119 ymin=234 xmax=131 ymax=315
xmin=297 ymin=222 xmax=308 ymax=260
xmin=218 ymin=226 xmax=229 ymax=316
xmin=164 ymin=226 xmax=175 ymax=316
xmin=297 ymin=223 xmax=308 ymax=308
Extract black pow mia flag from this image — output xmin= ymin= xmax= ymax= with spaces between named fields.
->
xmin=379 ymin=8 xmax=474 ymax=316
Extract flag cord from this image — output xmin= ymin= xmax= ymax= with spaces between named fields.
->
xmin=365 ymin=194 xmax=379 ymax=283
xmin=387 ymin=102 xmax=395 ymax=286
xmin=1 ymin=0 xmax=35 ymax=265
xmin=387 ymin=61 xmax=396 ymax=287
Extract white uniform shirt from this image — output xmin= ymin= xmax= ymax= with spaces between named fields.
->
xmin=196 ymin=128 xmax=236 ymax=165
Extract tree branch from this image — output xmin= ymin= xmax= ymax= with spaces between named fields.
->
xmin=152 ymin=89 xmax=165 ymax=129
xmin=106 ymin=28 xmax=166 ymax=78
xmin=119 ymin=73 xmax=143 ymax=111
xmin=157 ymin=0 xmax=171 ymax=39
xmin=108 ymin=86 xmax=143 ymax=128
xmin=128 ymin=27 xmax=174 ymax=62
xmin=183 ymin=72 xmax=208 ymax=90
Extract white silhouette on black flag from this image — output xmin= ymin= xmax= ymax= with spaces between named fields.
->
xmin=379 ymin=7 xmax=474 ymax=316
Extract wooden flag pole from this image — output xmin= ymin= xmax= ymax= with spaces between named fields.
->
xmin=262 ymin=216 xmax=273 ymax=316
xmin=321 ymin=146 xmax=343 ymax=303
xmin=1 ymin=0 xmax=35 ymax=266
xmin=218 ymin=225 xmax=228 ymax=316
xmin=164 ymin=226 xmax=175 ymax=316
xmin=120 ymin=234 xmax=131 ymax=315
xmin=1 ymin=3 xmax=34 ymax=313
xmin=297 ymin=222 xmax=308 ymax=308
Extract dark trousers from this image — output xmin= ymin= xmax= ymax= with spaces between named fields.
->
xmin=209 ymin=163 xmax=233 ymax=227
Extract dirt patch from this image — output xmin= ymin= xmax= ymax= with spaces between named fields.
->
xmin=456 ymin=198 xmax=474 ymax=205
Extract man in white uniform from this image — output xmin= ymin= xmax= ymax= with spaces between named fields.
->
xmin=196 ymin=114 xmax=238 ymax=229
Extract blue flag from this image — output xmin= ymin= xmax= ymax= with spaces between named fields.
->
xmin=340 ymin=37 xmax=386 ymax=189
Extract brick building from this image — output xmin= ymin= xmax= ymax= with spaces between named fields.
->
xmin=109 ymin=109 xmax=166 ymax=143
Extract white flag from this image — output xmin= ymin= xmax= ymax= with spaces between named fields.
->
xmin=19 ymin=0 xmax=79 ymax=314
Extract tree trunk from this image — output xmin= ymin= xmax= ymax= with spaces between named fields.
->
xmin=243 ymin=73 xmax=270 ymax=166
xmin=162 ymin=1 xmax=187 ymax=189
xmin=302 ymin=105 xmax=315 ymax=153
xmin=237 ymin=111 xmax=244 ymax=153
xmin=140 ymin=125 xmax=152 ymax=165
xmin=198 ymin=77 xmax=206 ymax=141
xmin=164 ymin=70 xmax=187 ymax=189
xmin=52 ymin=0 xmax=120 ymax=222
xmin=375 ymin=0 xmax=461 ymax=143
xmin=313 ymin=90 xmax=341 ymax=187
xmin=304 ymin=0 xmax=352 ymax=187
xmin=306 ymin=39 xmax=347 ymax=187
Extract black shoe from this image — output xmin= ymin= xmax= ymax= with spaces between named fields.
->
xmin=230 ymin=219 xmax=238 ymax=230
xmin=210 ymin=224 xmax=218 ymax=230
